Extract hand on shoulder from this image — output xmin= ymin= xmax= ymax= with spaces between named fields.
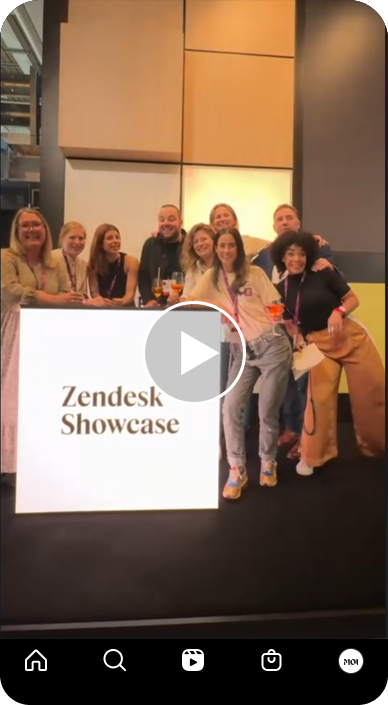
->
xmin=314 ymin=235 xmax=328 ymax=246
xmin=311 ymin=257 xmax=333 ymax=272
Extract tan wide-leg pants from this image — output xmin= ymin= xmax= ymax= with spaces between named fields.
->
xmin=301 ymin=318 xmax=385 ymax=467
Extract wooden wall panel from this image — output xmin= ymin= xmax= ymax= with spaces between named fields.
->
xmin=183 ymin=51 xmax=294 ymax=168
xmin=185 ymin=0 xmax=295 ymax=57
xmin=58 ymin=0 xmax=184 ymax=161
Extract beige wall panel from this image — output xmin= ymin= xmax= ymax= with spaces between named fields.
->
xmin=183 ymin=52 xmax=294 ymax=168
xmin=64 ymin=160 xmax=181 ymax=262
xmin=182 ymin=165 xmax=292 ymax=239
xmin=185 ymin=0 xmax=295 ymax=57
xmin=59 ymin=0 xmax=184 ymax=161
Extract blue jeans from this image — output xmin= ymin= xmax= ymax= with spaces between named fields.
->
xmin=242 ymin=370 xmax=309 ymax=434
xmin=242 ymin=393 xmax=257 ymax=429
xmin=282 ymin=371 xmax=308 ymax=435
xmin=283 ymin=372 xmax=301 ymax=434
xmin=223 ymin=332 xmax=292 ymax=465
xmin=226 ymin=348 xmax=256 ymax=431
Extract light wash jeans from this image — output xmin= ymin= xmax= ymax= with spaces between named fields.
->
xmin=222 ymin=331 xmax=292 ymax=467
xmin=224 ymin=346 xmax=258 ymax=431
xmin=220 ymin=342 xmax=254 ymax=432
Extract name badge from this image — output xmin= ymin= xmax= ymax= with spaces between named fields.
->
xmin=244 ymin=287 xmax=253 ymax=297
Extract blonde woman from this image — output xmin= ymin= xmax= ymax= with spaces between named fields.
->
xmin=88 ymin=224 xmax=139 ymax=307
xmin=209 ymin=203 xmax=269 ymax=260
xmin=175 ymin=223 xmax=226 ymax=390
xmin=1 ymin=208 xmax=82 ymax=479
xmin=52 ymin=221 xmax=88 ymax=297
xmin=167 ymin=223 xmax=215 ymax=306
xmin=167 ymin=223 xmax=226 ymax=459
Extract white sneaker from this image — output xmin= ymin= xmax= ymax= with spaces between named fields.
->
xmin=296 ymin=460 xmax=314 ymax=476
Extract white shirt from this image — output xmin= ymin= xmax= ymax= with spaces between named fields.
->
xmin=183 ymin=261 xmax=228 ymax=342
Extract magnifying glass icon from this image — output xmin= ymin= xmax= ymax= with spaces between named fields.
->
xmin=103 ymin=649 xmax=126 ymax=671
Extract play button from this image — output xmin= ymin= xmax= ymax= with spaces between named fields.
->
xmin=181 ymin=332 xmax=218 ymax=375
xmin=144 ymin=301 xmax=245 ymax=404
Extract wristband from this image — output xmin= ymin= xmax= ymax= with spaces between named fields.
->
xmin=334 ymin=306 xmax=346 ymax=317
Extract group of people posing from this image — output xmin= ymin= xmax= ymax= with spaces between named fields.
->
xmin=1 ymin=203 xmax=385 ymax=498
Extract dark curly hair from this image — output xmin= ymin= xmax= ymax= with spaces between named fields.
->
xmin=270 ymin=230 xmax=320 ymax=274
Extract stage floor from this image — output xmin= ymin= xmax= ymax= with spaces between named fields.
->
xmin=1 ymin=422 xmax=385 ymax=631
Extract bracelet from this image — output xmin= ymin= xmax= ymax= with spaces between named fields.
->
xmin=334 ymin=306 xmax=346 ymax=317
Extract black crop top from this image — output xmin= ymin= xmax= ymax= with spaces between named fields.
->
xmin=276 ymin=268 xmax=350 ymax=336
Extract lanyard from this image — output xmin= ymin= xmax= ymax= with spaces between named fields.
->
xmin=62 ymin=251 xmax=77 ymax=291
xmin=284 ymin=271 xmax=306 ymax=325
xmin=104 ymin=255 xmax=121 ymax=299
xmin=221 ymin=269 xmax=239 ymax=324
xmin=27 ymin=261 xmax=47 ymax=291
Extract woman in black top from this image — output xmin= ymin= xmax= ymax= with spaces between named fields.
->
xmin=88 ymin=224 xmax=139 ymax=307
xmin=271 ymin=230 xmax=385 ymax=475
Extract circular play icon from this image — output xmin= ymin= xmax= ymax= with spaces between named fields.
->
xmin=144 ymin=301 xmax=246 ymax=404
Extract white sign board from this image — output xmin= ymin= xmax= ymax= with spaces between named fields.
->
xmin=16 ymin=310 xmax=220 ymax=513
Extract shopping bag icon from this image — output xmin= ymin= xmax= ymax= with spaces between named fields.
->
xmin=261 ymin=649 xmax=282 ymax=671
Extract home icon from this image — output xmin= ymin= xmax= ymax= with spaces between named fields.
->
xmin=25 ymin=650 xmax=47 ymax=672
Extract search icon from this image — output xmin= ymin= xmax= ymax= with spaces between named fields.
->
xmin=103 ymin=649 xmax=126 ymax=671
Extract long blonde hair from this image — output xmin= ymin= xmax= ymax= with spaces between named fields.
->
xmin=9 ymin=208 xmax=54 ymax=268
xmin=181 ymin=223 xmax=215 ymax=273
xmin=209 ymin=203 xmax=240 ymax=232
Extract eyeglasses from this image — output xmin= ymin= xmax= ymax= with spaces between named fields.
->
xmin=19 ymin=222 xmax=43 ymax=230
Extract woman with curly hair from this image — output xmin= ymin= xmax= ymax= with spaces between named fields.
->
xmin=271 ymin=230 xmax=385 ymax=476
xmin=171 ymin=223 xmax=227 ymax=459
xmin=168 ymin=222 xmax=229 ymax=407
xmin=167 ymin=223 xmax=216 ymax=302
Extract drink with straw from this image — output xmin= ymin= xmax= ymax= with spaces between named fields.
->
xmin=268 ymin=301 xmax=285 ymax=336
xmin=152 ymin=268 xmax=163 ymax=302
